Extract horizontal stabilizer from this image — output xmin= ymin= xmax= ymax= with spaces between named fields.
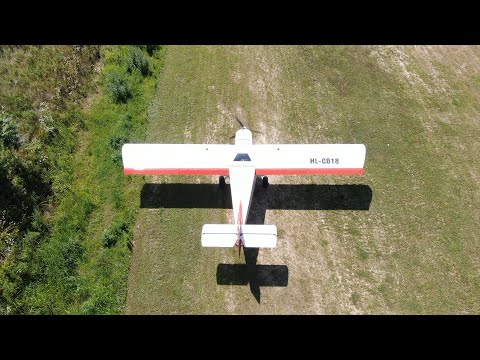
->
xmin=201 ymin=224 xmax=277 ymax=248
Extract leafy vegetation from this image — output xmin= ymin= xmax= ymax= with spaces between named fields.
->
xmin=106 ymin=71 xmax=132 ymax=104
xmin=0 ymin=45 xmax=164 ymax=314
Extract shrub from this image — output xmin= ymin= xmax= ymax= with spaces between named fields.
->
xmin=80 ymin=296 xmax=108 ymax=315
xmin=106 ymin=71 xmax=132 ymax=104
xmin=126 ymin=47 xmax=151 ymax=77
xmin=0 ymin=221 xmax=20 ymax=262
xmin=0 ymin=112 xmax=20 ymax=149
xmin=109 ymin=136 xmax=128 ymax=165
xmin=136 ymin=45 xmax=161 ymax=57
xmin=101 ymin=221 xmax=129 ymax=248
xmin=101 ymin=229 xmax=118 ymax=248
xmin=52 ymin=236 xmax=85 ymax=274
xmin=109 ymin=136 xmax=128 ymax=151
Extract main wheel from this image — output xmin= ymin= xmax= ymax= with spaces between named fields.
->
xmin=262 ymin=176 xmax=269 ymax=188
xmin=219 ymin=176 xmax=226 ymax=189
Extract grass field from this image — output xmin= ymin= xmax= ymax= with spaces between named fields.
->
xmin=0 ymin=46 xmax=165 ymax=314
xmin=125 ymin=45 xmax=480 ymax=314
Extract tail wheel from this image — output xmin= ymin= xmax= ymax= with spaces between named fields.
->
xmin=219 ymin=176 xmax=226 ymax=189
xmin=262 ymin=176 xmax=269 ymax=188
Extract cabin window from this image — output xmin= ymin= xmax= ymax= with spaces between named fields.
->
xmin=233 ymin=153 xmax=251 ymax=161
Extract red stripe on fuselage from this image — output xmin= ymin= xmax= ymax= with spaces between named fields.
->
xmin=124 ymin=168 xmax=229 ymax=175
xmin=255 ymin=168 xmax=364 ymax=175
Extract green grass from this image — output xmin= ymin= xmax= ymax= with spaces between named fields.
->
xmin=0 ymin=46 xmax=100 ymax=314
xmin=52 ymin=46 xmax=165 ymax=314
xmin=127 ymin=45 xmax=480 ymax=314
xmin=351 ymin=292 xmax=360 ymax=306
xmin=0 ymin=45 xmax=165 ymax=314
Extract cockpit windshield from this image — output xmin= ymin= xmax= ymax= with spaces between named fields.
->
xmin=233 ymin=153 xmax=251 ymax=161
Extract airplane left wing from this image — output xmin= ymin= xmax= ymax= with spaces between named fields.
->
xmin=122 ymin=144 xmax=235 ymax=175
xmin=252 ymin=144 xmax=366 ymax=175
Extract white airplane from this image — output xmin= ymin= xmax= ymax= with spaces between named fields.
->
xmin=122 ymin=117 xmax=366 ymax=258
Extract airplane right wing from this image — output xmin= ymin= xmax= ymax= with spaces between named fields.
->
xmin=251 ymin=144 xmax=366 ymax=176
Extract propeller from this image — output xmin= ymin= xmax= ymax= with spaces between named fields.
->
xmin=235 ymin=115 xmax=246 ymax=129
xmin=233 ymin=114 xmax=262 ymax=134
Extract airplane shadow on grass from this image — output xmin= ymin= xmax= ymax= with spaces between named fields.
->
xmin=140 ymin=181 xmax=372 ymax=303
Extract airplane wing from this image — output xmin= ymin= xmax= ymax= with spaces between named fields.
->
xmin=251 ymin=144 xmax=366 ymax=175
xmin=122 ymin=144 xmax=235 ymax=175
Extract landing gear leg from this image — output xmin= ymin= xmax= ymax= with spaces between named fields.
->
xmin=219 ymin=176 xmax=226 ymax=189
xmin=262 ymin=176 xmax=269 ymax=188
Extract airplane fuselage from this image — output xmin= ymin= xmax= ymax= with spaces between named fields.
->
xmin=230 ymin=128 xmax=256 ymax=227
xmin=230 ymin=128 xmax=257 ymax=255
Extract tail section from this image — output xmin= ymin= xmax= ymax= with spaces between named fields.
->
xmin=241 ymin=225 xmax=277 ymax=248
xmin=201 ymin=224 xmax=277 ymax=248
